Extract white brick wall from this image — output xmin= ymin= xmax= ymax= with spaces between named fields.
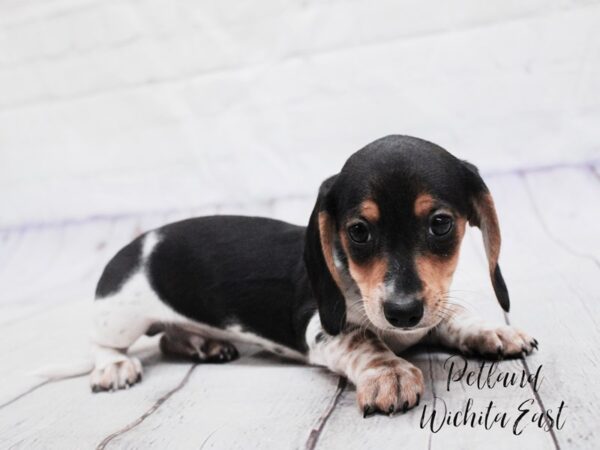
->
xmin=1 ymin=0 xmax=599 ymax=228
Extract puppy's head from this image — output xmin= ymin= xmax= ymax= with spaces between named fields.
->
xmin=305 ymin=135 xmax=509 ymax=335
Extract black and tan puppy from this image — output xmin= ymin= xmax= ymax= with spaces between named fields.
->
xmin=90 ymin=135 xmax=536 ymax=416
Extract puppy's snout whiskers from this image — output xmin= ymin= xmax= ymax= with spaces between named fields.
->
xmin=442 ymin=292 xmax=474 ymax=309
xmin=430 ymin=292 xmax=469 ymax=323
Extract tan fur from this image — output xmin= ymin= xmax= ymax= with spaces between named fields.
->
xmin=347 ymin=332 xmax=365 ymax=351
xmin=473 ymin=193 xmax=501 ymax=275
xmin=360 ymin=200 xmax=380 ymax=222
xmin=366 ymin=356 xmax=394 ymax=370
xmin=340 ymin=232 xmax=387 ymax=296
xmin=414 ymin=193 xmax=435 ymax=217
xmin=415 ymin=218 xmax=466 ymax=326
xmin=340 ymin=232 xmax=389 ymax=327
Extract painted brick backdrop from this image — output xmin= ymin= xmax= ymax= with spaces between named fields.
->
xmin=1 ymin=0 xmax=599 ymax=228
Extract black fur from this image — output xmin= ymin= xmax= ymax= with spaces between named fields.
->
xmin=304 ymin=175 xmax=348 ymax=335
xmin=147 ymin=216 xmax=316 ymax=353
xmin=95 ymin=236 xmax=143 ymax=298
xmin=492 ymin=265 xmax=510 ymax=312
xmin=95 ymin=135 xmax=510 ymax=354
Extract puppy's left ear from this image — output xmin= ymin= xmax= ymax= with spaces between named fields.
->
xmin=462 ymin=161 xmax=510 ymax=312
xmin=304 ymin=175 xmax=347 ymax=335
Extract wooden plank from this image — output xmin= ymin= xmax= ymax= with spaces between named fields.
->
xmin=0 ymin=343 xmax=193 ymax=448
xmin=104 ymin=361 xmax=340 ymax=449
xmin=523 ymin=168 xmax=599 ymax=264
xmin=0 ymin=299 xmax=93 ymax=407
xmin=485 ymin=171 xmax=600 ymax=445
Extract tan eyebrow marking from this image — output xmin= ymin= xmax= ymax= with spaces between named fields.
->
xmin=360 ymin=200 xmax=380 ymax=222
xmin=415 ymin=217 xmax=466 ymax=306
xmin=339 ymin=232 xmax=387 ymax=299
xmin=414 ymin=193 xmax=435 ymax=217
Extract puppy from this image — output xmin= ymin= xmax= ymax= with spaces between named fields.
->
xmin=90 ymin=135 xmax=537 ymax=416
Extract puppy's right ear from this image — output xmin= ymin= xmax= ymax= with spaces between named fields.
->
xmin=304 ymin=175 xmax=347 ymax=335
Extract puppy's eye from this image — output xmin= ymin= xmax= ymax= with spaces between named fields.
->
xmin=347 ymin=221 xmax=371 ymax=244
xmin=429 ymin=214 xmax=453 ymax=236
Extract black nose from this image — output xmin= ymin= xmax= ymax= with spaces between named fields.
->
xmin=383 ymin=298 xmax=424 ymax=328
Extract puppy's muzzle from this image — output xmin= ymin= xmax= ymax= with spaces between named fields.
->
xmin=383 ymin=297 xmax=424 ymax=328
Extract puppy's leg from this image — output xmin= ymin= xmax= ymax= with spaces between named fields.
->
xmin=90 ymin=273 xmax=165 ymax=392
xmin=305 ymin=316 xmax=424 ymax=416
xmin=90 ymin=345 xmax=143 ymax=392
xmin=160 ymin=326 xmax=239 ymax=363
xmin=90 ymin=302 xmax=147 ymax=392
xmin=430 ymin=306 xmax=538 ymax=358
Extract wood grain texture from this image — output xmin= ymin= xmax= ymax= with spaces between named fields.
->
xmin=0 ymin=168 xmax=596 ymax=448
xmin=0 ymin=351 xmax=192 ymax=448
xmin=488 ymin=172 xmax=600 ymax=446
xmin=105 ymin=360 xmax=341 ymax=449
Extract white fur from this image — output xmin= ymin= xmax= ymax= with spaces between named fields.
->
xmin=224 ymin=324 xmax=306 ymax=361
xmin=305 ymin=312 xmax=424 ymax=411
xmin=430 ymin=306 xmax=535 ymax=356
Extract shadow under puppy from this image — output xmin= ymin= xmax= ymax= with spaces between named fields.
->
xmin=90 ymin=135 xmax=537 ymax=417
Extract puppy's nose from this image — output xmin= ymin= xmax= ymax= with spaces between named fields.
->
xmin=383 ymin=298 xmax=424 ymax=328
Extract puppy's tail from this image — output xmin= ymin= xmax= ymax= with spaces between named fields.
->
xmin=29 ymin=359 xmax=94 ymax=380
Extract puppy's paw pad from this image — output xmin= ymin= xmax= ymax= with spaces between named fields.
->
xmin=357 ymin=362 xmax=424 ymax=417
xmin=202 ymin=340 xmax=239 ymax=363
xmin=462 ymin=325 xmax=537 ymax=359
xmin=90 ymin=357 xmax=142 ymax=392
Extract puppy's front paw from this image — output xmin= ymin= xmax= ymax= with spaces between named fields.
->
xmin=357 ymin=361 xmax=424 ymax=417
xmin=461 ymin=325 xmax=538 ymax=359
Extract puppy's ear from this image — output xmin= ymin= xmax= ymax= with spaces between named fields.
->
xmin=462 ymin=161 xmax=510 ymax=312
xmin=304 ymin=175 xmax=347 ymax=335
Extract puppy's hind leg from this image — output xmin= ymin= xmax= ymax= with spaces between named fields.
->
xmin=90 ymin=298 xmax=148 ymax=392
xmin=90 ymin=345 xmax=143 ymax=392
xmin=160 ymin=326 xmax=239 ymax=363
xmin=90 ymin=275 xmax=160 ymax=392
xmin=90 ymin=231 xmax=175 ymax=392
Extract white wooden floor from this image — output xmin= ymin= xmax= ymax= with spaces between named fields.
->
xmin=0 ymin=166 xmax=598 ymax=449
